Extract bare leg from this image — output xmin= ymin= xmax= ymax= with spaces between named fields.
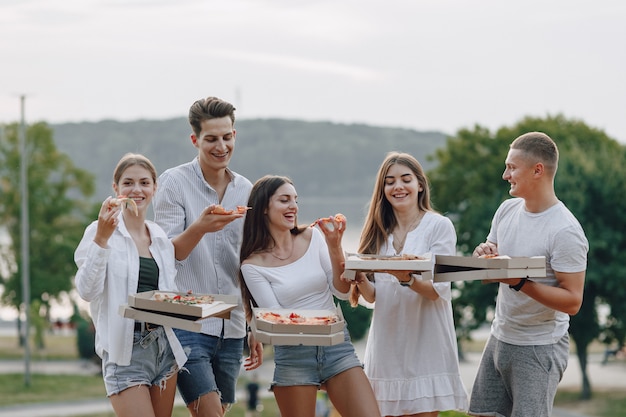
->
xmin=326 ymin=367 xmax=381 ymax=417
xmin=109 ymin=385 xmax=156 ymax=417
xmin=150 ymin=374 xmax=178 ymax=417
xmin=186 ymin=391 xmax=225 ymax=417
xmin=273 ymin=385 xmax=317 ymax=417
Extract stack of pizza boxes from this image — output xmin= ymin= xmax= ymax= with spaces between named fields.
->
xmin=433 ymin=255 xmax=546 ymax=282
xmin=251 ymin=305 xmax=346 ymax=346
xmin=119 ymin=290 xmax=238 ymax=332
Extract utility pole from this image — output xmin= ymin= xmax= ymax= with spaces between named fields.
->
xmin=19 ymin=94 xmax=31 ymax=387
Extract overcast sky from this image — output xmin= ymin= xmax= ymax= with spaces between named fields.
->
xmin=2 ymin=0 xmax=625 ymax=143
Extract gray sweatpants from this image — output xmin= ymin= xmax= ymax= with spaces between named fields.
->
xmin=468 ymin=334 xmax=569 ymax=417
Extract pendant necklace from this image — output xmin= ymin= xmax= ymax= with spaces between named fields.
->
xmin=393 ymin=211 xmax=424 ymax=254
xmin=270 ymin=237 xmax=294 ymax=261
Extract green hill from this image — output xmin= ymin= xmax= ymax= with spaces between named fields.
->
xmin=51 ymin=118 xmax=447 ymax=224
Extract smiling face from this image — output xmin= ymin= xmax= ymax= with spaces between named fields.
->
xmin=267 ymin=183 xmax=298 ymax=231
xmin=191 ymin=116 xmax=236 ymax=174
xmin=113 ymin=164 xmax=156 ymax=215
xmin=503 ymin=148 xmax=537 ymax=198
xmin=383 ymin=163 xmax=423 ymax=212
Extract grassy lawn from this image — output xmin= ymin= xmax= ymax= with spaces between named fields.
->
xmin=0 ymin=332 xmax=79 ymax=360
xmin=1 ymin=333 xmax=625 ymax=417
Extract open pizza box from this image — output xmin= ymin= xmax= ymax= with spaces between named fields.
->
xmin=250 ymin=304 xmax=345 ymax=346
xmin=127 ymin=290 xmax=238 ymax=320
xmin=433 ymin=255 xmax=546 ymax=282
xmin=343 ymin=252 xmax=434 ymax=281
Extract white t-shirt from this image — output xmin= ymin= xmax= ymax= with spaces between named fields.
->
xmin=488 ymin=198 xmax=588 ymax=345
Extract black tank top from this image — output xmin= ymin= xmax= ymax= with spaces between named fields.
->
xmin=136 ymin=256 xmax=159 ymax=293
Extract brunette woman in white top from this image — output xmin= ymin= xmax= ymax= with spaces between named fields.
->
xmin=350 ymin=152 xmax=468 ymax=417
xmin=239 ymin=175 xmax=381 ymax=417
xmin=75 ymin=153 xmax=185 ymax=417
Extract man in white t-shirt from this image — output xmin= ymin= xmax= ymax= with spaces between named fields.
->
xmin=468 ymin=132 xmax=588 ymax=417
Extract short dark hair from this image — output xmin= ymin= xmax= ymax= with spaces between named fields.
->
xmin=188 ymin=96 xmax=236 ymax=137
xmin=510 ymin=132 xmax=559 ymax=174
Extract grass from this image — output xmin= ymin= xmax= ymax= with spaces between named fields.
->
xmin=0 ymin=332 xmax=79 ymax=360
xmin=0 ymin=373 xmax=106 ymax=406
xmin=1 ymin=333 xmax=625 ymax=417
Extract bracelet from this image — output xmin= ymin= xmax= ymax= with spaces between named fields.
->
xmin=509 ymin=277 xmax=529 ymax=291
xmin=400 ymin=274 xmax=415 ymax=287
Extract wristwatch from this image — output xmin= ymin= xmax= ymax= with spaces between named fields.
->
xmin=509 ymin=277 xmax=529 ymax=291
xmin=400 ymin=275 xmax=416 ymax=287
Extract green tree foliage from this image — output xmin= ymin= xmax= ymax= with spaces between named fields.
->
xmin=0 ymin=122 xmax=95 ymax=337
xmin=429 ymin=114 xmax=626 ymax=398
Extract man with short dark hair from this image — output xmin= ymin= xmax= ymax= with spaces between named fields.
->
xmin=154 ymin=96 xmax=262 ymax=416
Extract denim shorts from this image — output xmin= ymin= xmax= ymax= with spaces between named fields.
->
xmin=272 ymin=328 xmax=363 ymax=388
xmin=101 ymin=326 xmax=177 ymax=396
xmin=174 ymin=329 xmax=244 ymax=406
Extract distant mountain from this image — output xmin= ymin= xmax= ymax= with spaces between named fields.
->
xmin=51 ymin=118 xmax=447 ymax=224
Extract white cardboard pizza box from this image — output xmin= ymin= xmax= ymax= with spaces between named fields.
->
xmin=128 ymin=290 xmax=238 ymax=319
xmin=433 ymin=255 xmax=546 ymax=282
xmin=119 ymin=305 xmax=205 ymax=332
xmin=252 ymin=305 xmax=345 ymax=335
xmin=343 ymin=253 xmax=434 ymax=281
xmin=250 ymin=306 xmax=346 ymax=346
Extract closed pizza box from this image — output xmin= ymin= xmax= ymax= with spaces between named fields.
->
xmin=119 ymin=305 xmax=204 ymax=332
xmin=128 ymin=290 xmax=238 ymax=319
xmin=252 ymin=305 xmax=345 ymax=335
xmin=435 ymin=255 xmax=546 ymax=270
xmin=344 ymin=253 xmax=434 ymax=273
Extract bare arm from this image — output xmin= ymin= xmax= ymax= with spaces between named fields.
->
xmin=353 ymin=272 xmax=376 ymax=303
xmin=508 ymin=270 xmax=585 ymax=315
xmin=387 ymin=270 xmax=439 ymax=300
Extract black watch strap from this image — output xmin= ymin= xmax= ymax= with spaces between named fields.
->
xmin=509 ymin=277 xmax=528 ymax=291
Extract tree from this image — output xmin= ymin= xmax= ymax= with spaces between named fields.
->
xmin=428 ymin=114 xmax=626 ymax=399
xmin=0 ymin=122 xmax=95 ymax=346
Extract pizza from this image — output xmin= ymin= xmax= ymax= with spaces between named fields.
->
xmin=209 ymin=205 xmax=251 ymax=215
xmin=256 ymin=311 xmax=339 ymax=325
xmin=109 ymin=195 xmax=138 ymax=216
xmin=152 ymin=292 xmax=216 ymax=305
xmin=310 ymin=213 xmax=346 ymax=230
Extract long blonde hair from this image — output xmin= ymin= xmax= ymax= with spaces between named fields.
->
xmin=349 ymin=152 xmax=432 ymax=307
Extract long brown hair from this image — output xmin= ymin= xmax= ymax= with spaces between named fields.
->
xmin=238 ymin=175 xmax=307 ymax=322
xmin=349 ymin=152 xmax=432 ymax=306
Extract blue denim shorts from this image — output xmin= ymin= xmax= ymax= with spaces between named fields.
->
xmin=101 ymin=326 xmax=177 ymax=396
xmin=174 ymin=329 xmax=244 ymax=406
xmin=272 ymin=328 xmax=362 ymax=389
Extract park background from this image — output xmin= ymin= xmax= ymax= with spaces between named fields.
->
xmin=2 ymin=1 xmax=626 ymax=416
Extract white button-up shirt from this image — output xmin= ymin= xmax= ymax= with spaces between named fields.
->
xmin=74 ymin=216 xmax=186 ymax=367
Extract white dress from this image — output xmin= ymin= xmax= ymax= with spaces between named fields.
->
xmin=363 ymin=212 xmax=468 ymax=415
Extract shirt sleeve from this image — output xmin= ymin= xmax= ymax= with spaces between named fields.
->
xmin=74 ymin=222 xmax=111 ymax=302
xmin=241 ymin=264 xmax=282 ymax=309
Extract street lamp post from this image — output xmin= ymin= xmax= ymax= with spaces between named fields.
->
xmin=19 ymin=94 xmax=31 ymax=386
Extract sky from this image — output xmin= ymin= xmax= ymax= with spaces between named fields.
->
xmin=2 ymin=0 xmax=626 ymax=144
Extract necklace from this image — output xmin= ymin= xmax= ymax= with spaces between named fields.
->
xmin=269 ymin=237 xmax=294 ymax=261
xmin=392 ymin=211 xmax=424 ymax=253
